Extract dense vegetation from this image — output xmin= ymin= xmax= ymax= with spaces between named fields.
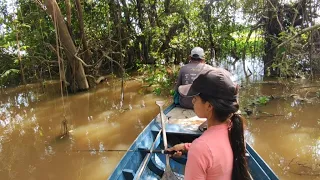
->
xmin=0 ymin=0 xmax=319 ymax=94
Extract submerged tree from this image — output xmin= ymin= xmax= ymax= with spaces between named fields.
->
xmin=263 ymin=0 xmax=320 ymax=76
xmin=40 ymin=0 xmax=89 ymax=92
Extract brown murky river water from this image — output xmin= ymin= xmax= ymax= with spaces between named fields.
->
xmin=0 ymin=76 xmax=319 ymax=180
xmin=242 ymin=78 xmax=320 ymax=180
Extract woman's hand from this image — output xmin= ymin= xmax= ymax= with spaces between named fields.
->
xmin=166 ymin=143 xmax=186 ymax=158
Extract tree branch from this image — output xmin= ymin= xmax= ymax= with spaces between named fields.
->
xmin=267 ymin=0 xmax=284 ymax=31
xmin=102 ymin=53 xmax=125 ymax=73
xmin=33 ymin=0 xmax=46 ymax=10
xmin=278 ymin=24 xmax=320 ymax=47
xmin=241 ymin=19 xmax=263 ymax=77
xmin=74 ymin=54 xmax=92 ymax=67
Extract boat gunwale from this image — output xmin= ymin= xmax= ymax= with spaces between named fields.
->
xmin=108 ymin=104 xmax=175 ymax=179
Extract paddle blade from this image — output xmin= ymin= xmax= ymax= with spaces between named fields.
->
xmin=155 ymin=100 xmax=165 ymax=107
xmin=161 ymin=168 xmax=180 ymax=180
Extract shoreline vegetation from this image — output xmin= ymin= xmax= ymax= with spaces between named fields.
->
xmin=0 ymin=0 xmax=319 ymax=93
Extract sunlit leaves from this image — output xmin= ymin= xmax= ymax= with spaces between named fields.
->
xmin=1 ymin=69 xmax=19 ymax=78
xmin=0 ymin=69 xmax=20 ymax=86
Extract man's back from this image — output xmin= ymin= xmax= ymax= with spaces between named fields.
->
xmin=176 ymin=63 xmax=212 ymax=108
xmin=178 ymin=63 xmax=212 ymax=85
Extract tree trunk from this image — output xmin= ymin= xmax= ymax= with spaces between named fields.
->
xmin=204 ymin=3 xmax=215 ymax=61
xmin=263 ymin=35 xmax=279 ymax=77
xmin=119 ymin=0 xmax=135 ymax=68
xmin=65 ymin=0 xmax=72 ymax=34
xmin=136 ymin=0 xmax=151 ymax=63
xmin=44 ymin=0 xmax=89 ymax=92
xmin=148 ymin=0 xmax=158 ymax=27
xmin=16 ymin=31 xmax=26 ymax=85
xmin=119 ymin=0 xmax=133 ymax=32
xmin=263 ymin=0 xmax=281 ymax=76
xmin=75 ymin=0 xmax=91 ymax=63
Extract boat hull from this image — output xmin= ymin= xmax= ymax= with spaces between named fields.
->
xmin=108 ymin=104 xmax=278 ymax=180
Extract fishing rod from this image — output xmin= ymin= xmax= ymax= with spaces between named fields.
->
xmin=73 ymin=148 xmax=185 ymax=155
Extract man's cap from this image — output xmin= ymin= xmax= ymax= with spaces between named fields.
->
xmin=178 ymin=68 xmax=238 ymax=101
xmin=190 ymin=47 xmax=205 ymax=60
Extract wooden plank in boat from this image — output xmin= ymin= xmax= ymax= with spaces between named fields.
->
xmin=153 ymin=107 xmax=206 ymax=135
xmin=167 ymin=107 xmax=206 ymax=132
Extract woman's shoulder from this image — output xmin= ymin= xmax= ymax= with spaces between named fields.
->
xmin=188 ymin=138 xmax=214 ymax=167
xmin=197 ymin=126 xmax=231 ymax=149
xmin=190 ymin=138 xmax=211 ymax=154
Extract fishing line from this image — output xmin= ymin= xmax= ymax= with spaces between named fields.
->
xmin=72 ymin=149 xmax=181 ymax=155
xmin=52 ymin=3 xmax=69 ymax=137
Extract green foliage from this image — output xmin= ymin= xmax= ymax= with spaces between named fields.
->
xmin=270 ymin=26 xmax=311 ymax=77
xmin=153 ymin=87 xmax=162 ymax=96
xmin=1 ymin=0 xmax=316 ymax=88
xmin=137 ymin=60 xmax=179 ymax=96
xmin=1 ymin=0 xmax=58 ymax=84
xmin=230 ymin=29 xmax=265 ymax=58
xmin=0 ymin=69 xmax=20 ymax=86
xmin=1 ymin=69 xmax=19 ymax=78
xmin=251 ymin=96 xmax=270 ymax=105
xmin=1 ymin=0 xmax=263 ymax=86
xmin=257 ymin=96 xmax=270 ymax=105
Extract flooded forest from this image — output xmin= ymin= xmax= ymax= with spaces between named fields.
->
xmin=0 ymin=0 xmax=320 ymax=179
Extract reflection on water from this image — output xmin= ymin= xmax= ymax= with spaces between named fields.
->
xmin=218 ymin=57 xmax=264 ymax=83
xmin=0 ymin=71 xmax=319 ymax=179
xmin=241 ymin=77 xmax=320 ymax=180
xmin=0 ymin=79 xmax=169 ymax=180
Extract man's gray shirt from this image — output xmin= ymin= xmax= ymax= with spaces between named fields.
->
xmin=175 ymin=62 xmax=213 ymax=109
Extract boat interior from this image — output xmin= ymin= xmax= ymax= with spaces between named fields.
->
xmin=109 ymin=105 xmax=278 ymax=180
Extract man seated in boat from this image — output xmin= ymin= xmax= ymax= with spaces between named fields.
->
xmin=175 ymin=50 xmax=236 ymax=132
xmin=174 ymin=47 xmax=213 ymax=109
xmin=168 ymin=68 xmax=251 ymax=180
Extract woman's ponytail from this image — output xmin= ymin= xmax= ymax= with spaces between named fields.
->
xmin=229 ymin=114 xmax=251 ymax=180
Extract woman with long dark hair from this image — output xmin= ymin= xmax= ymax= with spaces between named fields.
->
xmin=168 ymin=68 xmax=251 ymax=180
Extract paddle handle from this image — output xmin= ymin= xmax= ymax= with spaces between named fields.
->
xmin=139 ymin=149 xmax=187 ymax=155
